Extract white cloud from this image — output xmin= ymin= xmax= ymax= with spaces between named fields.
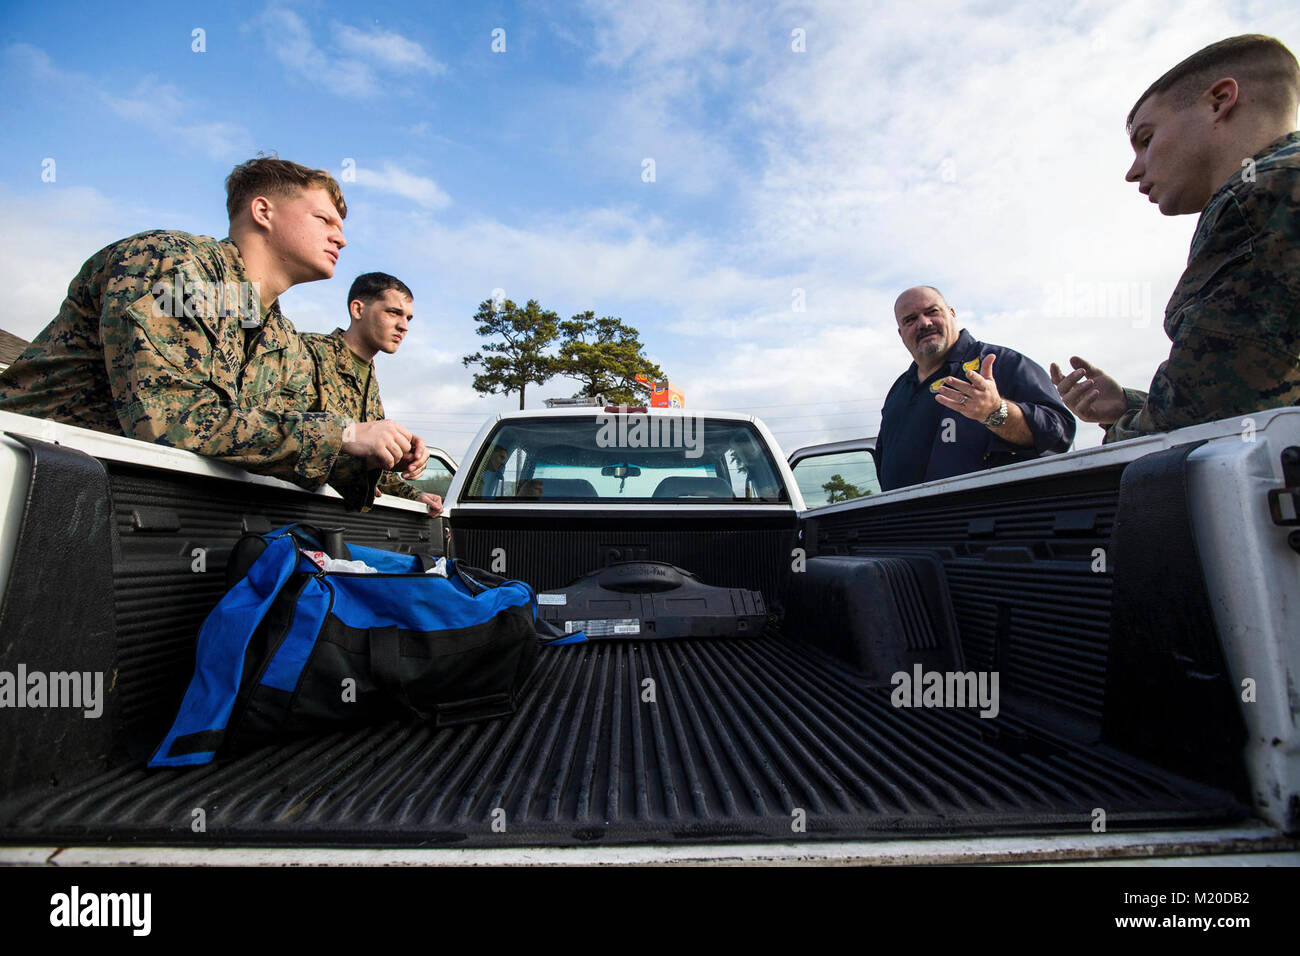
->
xmin=256 ymin=8 xmax=444 ymax=98
xmin=582 ymin=0 xmax=759 ymax=70
xmin=355 ymin=162 xmax=451 ymax=210
xmin=102 ymin=80 xmax=254 ymax=162
xmin=0 ymin=187 xmax=148 ymax=340
xmin=5 ymin=42 xmax=58 ymax=81
xmin=4 ymin=43 xmax=254 ymax=163
xmin=334 ymin=24 xmax=446 ymax=75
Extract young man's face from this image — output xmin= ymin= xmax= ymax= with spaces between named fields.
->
xmin=266 ymin=186 xmax=347 ymax=283
xmin=350 ymin=288 xmax=414 ymax=355
xmin=894 ymin=287 xmax=959 ymax=365
xmin=1125 ymin=91 xmax=1219 ymax=216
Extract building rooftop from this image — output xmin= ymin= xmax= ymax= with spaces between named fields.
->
xmin=0 ymin=329 xmax=29 ymax=368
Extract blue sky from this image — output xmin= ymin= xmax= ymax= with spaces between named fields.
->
xmin=2 ymin=0 xmax=1298 ymax=460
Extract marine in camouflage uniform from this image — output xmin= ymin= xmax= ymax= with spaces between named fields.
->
xmin=302 ymin=328 xmax=425 ymax=502
xmin=1105 ymin=130 xmax=1300 ymax=442
xmin=0 ymin=230 xmax=368 ymax=505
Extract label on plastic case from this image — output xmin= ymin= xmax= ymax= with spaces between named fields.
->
xmin=565 ymin=618 xmax=640 ymax=636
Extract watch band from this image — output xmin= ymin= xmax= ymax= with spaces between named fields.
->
xmin=983 ymin=399 xmax=1009 ymax=428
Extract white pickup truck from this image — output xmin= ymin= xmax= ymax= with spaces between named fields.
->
xmin=0 ymin=404 xmax=1296 ymax=864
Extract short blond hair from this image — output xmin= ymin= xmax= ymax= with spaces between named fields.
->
xmin=1127 ymin=34 xmax=1300 ymax=133
xmin=225 ymin=156 xmax=348 ymax=222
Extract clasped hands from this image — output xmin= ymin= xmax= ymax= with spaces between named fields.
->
xmin=341 ymin=419 xmax=429 ymax=478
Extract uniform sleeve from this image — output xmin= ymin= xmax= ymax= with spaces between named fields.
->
xmin=326 ymin=457 xmax=382 ymax=511
xmin=300 ymin=336 xmax=382 ymax=510
xmin=996 ymin=350 xmax=1076 ymax=454
xmin=98 ymin=236 xmax=346 ymax=489
xmin=366 ymin=378 xmax=427 ymax=501
xmin=377 ymin=472 xmax=427 ymax=500
xmin=1105 ymin=180 xmax=1300 ymax=444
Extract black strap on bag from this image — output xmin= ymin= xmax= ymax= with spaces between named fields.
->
xmin=369 ymin=625 xmax=416 ymax=716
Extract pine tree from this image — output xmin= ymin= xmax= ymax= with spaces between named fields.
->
xmin=461 ymin=298 xmax=560 ymax=410
xmin=556 ymin=311 xmax=665 ymax=405
xmin=823 ymin=473 xmax=867 ymax=503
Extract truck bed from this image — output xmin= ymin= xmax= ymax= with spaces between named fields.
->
xmin=3 ymin=412 xmax=1292 ymax=855
xmin=0 ymin=627 xmax=1244 ymax=848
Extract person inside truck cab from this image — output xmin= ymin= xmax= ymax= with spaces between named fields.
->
xmin=0 ymin=156 xmax=428 ymax=511
xmin=468 ymin=445 xmax=510 ymax=497
xmin=877 ymin=286 xmax=1075 ymax=491
xmin=303 ymin=272 xmax=444 ymax=516
xmin=1052 ymin=34 xmax=1300 ymax=442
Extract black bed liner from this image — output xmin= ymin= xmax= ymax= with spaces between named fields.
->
xmin=0 ymin=629 xmax=1244 ymax=848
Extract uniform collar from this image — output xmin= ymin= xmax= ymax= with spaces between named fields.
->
xmin=218 ymin=237 xmax=293 ymax=351
xmin=1196 ymin=130 xmax=1300 ymax=244
xmin=944 ymin=329 xmax=980 ymax=366
xmin=328 ymin=327 xmax=373 ymax=384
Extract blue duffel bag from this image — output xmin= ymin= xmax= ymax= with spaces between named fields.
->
xmin=149 ymin=524 xmax=542 ymax=767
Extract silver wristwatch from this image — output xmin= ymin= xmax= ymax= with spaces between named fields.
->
xmin=983 ymin=399 xmax=1009 ymax=428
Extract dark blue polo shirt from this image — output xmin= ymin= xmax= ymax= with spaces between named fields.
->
xmin=877 ymin=329 xmax=1075 ymax=491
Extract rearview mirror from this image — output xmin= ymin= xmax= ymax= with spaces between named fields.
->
xmin=601 ymin=464 xmax=642 ymax=479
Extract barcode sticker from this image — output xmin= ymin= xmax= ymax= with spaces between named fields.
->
xmin=564 ymin=618 xmax=640 ymax=636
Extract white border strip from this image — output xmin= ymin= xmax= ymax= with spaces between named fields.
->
xmin=2 ymin=825 xmax=1293 ymax=866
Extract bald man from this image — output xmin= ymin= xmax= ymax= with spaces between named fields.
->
xmin=878 ymin=286 xmax=1075 ymax=491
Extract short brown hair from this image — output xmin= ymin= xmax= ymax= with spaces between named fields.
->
xmin=1127 ymin=34 xmax=1300 ymax=133
xmin=348 ymin=272 xmax=413 ymax=307
xmin=225 ymin=156 xmax=348 ymax=222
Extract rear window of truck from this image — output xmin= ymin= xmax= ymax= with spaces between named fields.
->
xmin=461 ymin=415 xmax=788 ymax=503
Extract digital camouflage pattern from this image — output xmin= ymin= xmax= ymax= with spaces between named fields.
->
xmin=1107 ymin=131 xmax=1300 ymax=442
xmin=301 ymin=328 xmax=425 ymax=501
xmin=0 ymin=230 xmax=362 ymax=497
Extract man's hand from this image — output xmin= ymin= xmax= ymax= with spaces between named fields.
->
xmin=416 ymin=492 xmax=443 ymax=516
xmin=397 ymin=434 xmax=429 ymax=480
xmin=1050 ymin=357 xmax=1127 ymax=425
xmin=342 ymin=419 xmax=413 ymax=469
xmin=934 ymin=353 xmax=1002 ymax=422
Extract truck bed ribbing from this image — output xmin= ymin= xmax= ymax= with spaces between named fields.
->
xmin=0 ymin=631 xmax=1244 ymax=848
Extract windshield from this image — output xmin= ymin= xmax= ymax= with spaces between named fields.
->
xmin=460 ymin=415 xmax=788 ymax=503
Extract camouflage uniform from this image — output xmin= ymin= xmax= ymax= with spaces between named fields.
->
xmin=1106 ymin=131 xmax=1300 ymax=442
xmin=301 ymin=328 xmax=425 ymax=502
xmin=0 ymin=230 xmax=370 ymax=505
